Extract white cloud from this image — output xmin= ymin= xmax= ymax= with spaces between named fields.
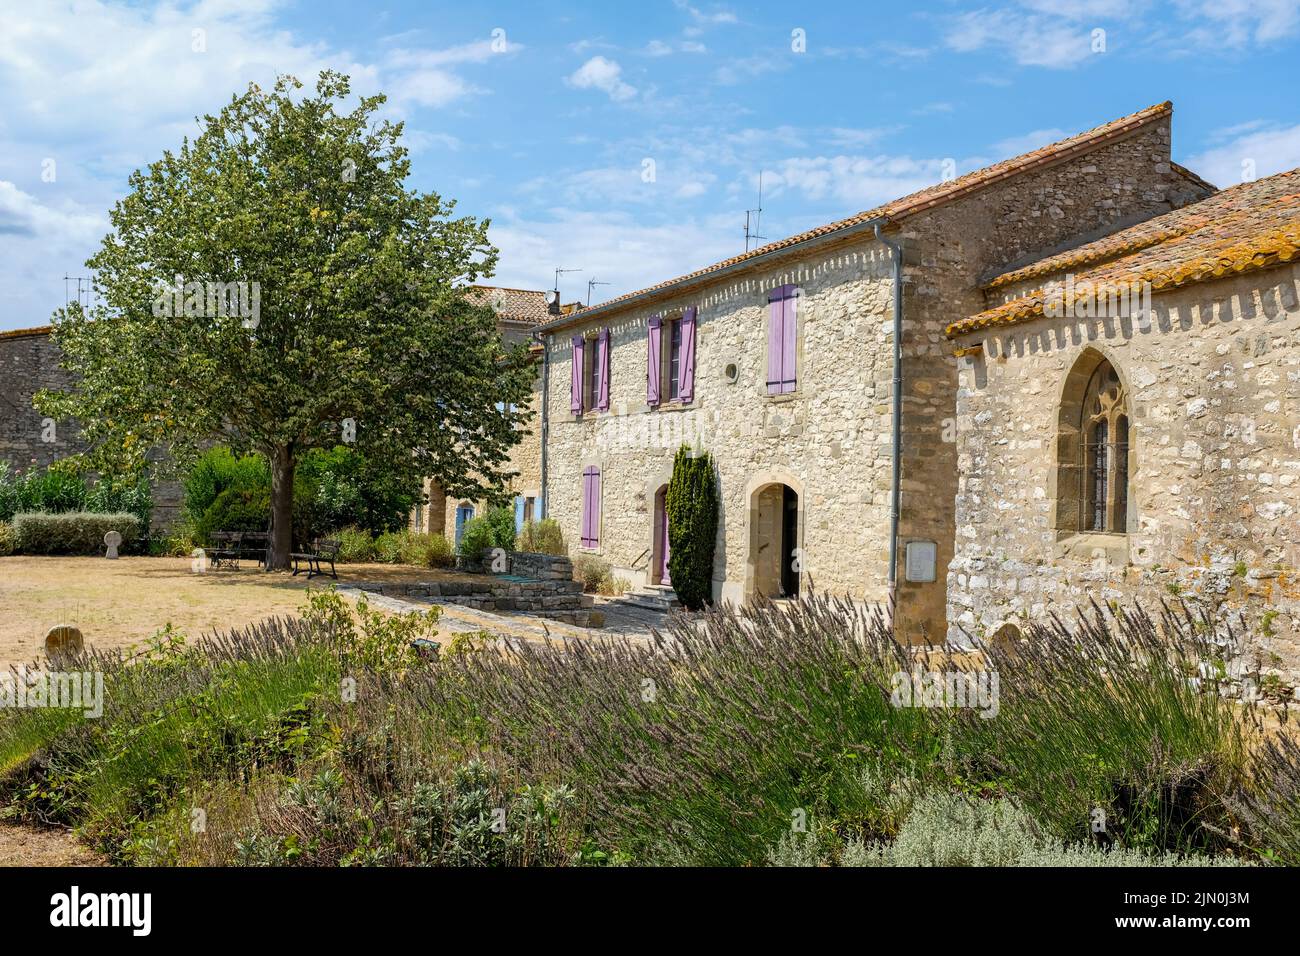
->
xmin=714 ymin=54 xmax=789 ymax=85
xmin=1173 ymin=0 xmax=1300 ymax=45
xmin=566 ymin=56 xmax=638 ymax=102
xmin=765 ymin=155 xmax=946 ymax=207
xmin=1187 ymin=122 xmax=1300 ymax=187
xmin=487 ymin=207 xmax=740 ymax=304
xmin=945 ymin=9 xmax=1099 ymax=68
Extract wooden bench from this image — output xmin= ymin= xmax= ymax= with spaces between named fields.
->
xmin=292 ymin=538 xmax=341 ymax=580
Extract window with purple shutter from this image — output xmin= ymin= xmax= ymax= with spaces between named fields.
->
xmin=646 ymin=316 xmax=662 ymax=405
xmin=581 ymin=466 xmax=601 ymax=548
xmin=767 ymin=286 xmax=798 ymax=394
xmin=668 ymin=320 xmax=682 ymax=400
xmin=597 ymin=328 xmax=611 ymax=411
xmin=571 ymin=335 xmax=584 ymax=413
xmin=679 ymin=307 xmax=696 ymax=402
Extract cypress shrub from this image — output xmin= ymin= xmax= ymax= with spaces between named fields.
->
xmin=666 ymin=445 xmax=718 ymax=610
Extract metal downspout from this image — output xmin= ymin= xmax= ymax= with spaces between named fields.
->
xmin=874 ymin=223 xmax=904 ymax=625
xmin=538 ymin=332 xmax=550 ymax=519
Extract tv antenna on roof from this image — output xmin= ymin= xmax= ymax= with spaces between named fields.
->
xmin=744 ymin=171 xmax=767 ymax=253
xmin=586 ymin=277 xmax=611 ymax=306
xmin=64 ymin=274 xmax=94 ymax=311
xmin=553 ymin=267 xmax=582 ymax=298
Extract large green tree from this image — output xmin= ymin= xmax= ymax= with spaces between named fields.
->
xmin=39 ymin=72 xmax=532 ymax=568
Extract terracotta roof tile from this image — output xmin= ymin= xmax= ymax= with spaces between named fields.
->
xmin=949 ymin=166 xmax=1300 ymax=337
xmin=466 ymin=285 xmax=553 ymax=324
xmin=539 ymin=101 xmax=1174 ymax=332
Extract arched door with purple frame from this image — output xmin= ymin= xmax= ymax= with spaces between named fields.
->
xmin=654 ymin=485 xmax=670 ymax=585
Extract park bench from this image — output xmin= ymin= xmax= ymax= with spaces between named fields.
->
xmin=291 ymin=538 xmax=341 ymax=580
xmin=206 ymin=531 xmax=242 ymax=570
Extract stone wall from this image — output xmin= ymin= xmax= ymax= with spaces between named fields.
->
xmin=543 ymin=239 xmax=898 ymax=609
xmin=947 ymin=262 xmax=1300 ymax=680
xmin=0 ymin=327 xmax=182 ymax=531
xmin=889 ymin=115 xmax=1212 ymax=639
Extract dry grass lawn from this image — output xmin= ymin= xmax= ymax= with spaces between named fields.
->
xmin=0 ymin=556 xmax=474 ymax=667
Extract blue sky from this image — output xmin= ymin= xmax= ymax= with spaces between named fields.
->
xmin=1 ymin=0 xmax=1299 ymax=330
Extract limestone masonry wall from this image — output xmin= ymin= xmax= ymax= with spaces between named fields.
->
xmin=948 ymin=262 xmax=1300 ymax=681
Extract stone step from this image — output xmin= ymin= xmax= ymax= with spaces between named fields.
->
xmin=618 ymin=587 xmax=681 ymax=612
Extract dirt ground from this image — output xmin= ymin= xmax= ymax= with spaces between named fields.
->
xmin=0 ymin=822 xmax=102 ymax=866
xmin=0 ymin=555 xmax=495 ymax=667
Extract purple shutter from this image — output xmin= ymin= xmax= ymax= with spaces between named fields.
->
xmin=646 ymin=316 xmax=662 ymax=406
xmin=597 ymin=328 xmax=611 ymax=411
xmin=679 ymin=307 xmax=697 ymax=403
xmin=571 ymin=335 xmax=584 ymax=413
xmin=581 ymin=466 xmax=600 ymax=547
xmin=767 ymin=289 xmax=785 ymax=395
xmin=780 ymin=290 xmax=797 ymax=393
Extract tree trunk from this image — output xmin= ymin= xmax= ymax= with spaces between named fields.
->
xmin=268 ymin=446 xmax=295 ymax=571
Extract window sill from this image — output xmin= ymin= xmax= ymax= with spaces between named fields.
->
xmin=1054 ymin=531 xmax=1129 ymax=565
xmin=764 ymin=391 xmax=800 ymax=403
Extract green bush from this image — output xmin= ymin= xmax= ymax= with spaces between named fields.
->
xmin=0 ymin=461 xmax=152 ymax=532
xmin=484 ymin=505 xmax=517 ymax=551
xmin=457 ymin=516 xmax=495 ymax=560
xmin=666 ymin=446 xmax=718 ymax=610
xmin=767 ymin=792 xmax=1251 ymax=868
xmin=572 ymin=554 xmax=629 ymax=595
xmin=183 ymin=447 xmax=269 ymax=524
xmin=337 ymin=526 xmax=377 ymax=563
xmin=0 ymin=521 xmax=15 ymax=557
xmin=12 ymin=512 xmax=140 ymax=555
xmin=518 ymin=518 xmax=567 ymax=556
xmin=401 ymin=531 xmax=454 ymax=568
xmin=183 ymin=445 xmax=420 ymax=541
xmin=374 ymin=531 xmax=404 ymax=563
xmin=196 ymin=486 xmax=271 ymax=543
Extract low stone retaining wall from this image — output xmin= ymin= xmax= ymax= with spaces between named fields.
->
xmin=351 ymin=552 xmax=604 ymax=627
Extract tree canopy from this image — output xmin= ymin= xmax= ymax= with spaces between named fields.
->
xmin=39 ymin=72 xmax=534 ymax=566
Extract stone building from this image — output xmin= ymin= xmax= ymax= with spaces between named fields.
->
xmin=409 ymin=286 xmax=570 ymax=543
xmin=945 ymin=167 xmax=1300 ymax=676
xmin=535 ymin=101 xmax=1215 ymax=641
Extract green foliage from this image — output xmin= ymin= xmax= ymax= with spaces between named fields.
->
xmin=457 ymin=515 xmax=495 ymax=559
xmin=666 ymin=446 xmax=718 ymax=610
xmin=0 ymin=461 xmax=151 ymax=532
xmin=196 ymin=486 xmax=271 ymax=543
xmin=298 ymin=445 xmax=420 ymax=535
xmin=768 ymin=792 xmax=1251 ymax=867
xmin=517 ymin=518 xmax=566 ymax=556
xmin=572 ymin=554 xmax=628 ymax=595
xmin=401 ymin=531 xmax=454 ymax=568
xmin=336 ymin=526 xmax=377 ymax=563
xmin=299 ymin=587 xmax=439 ymax=675
xmin=351 ymin=528 xmax=454 ymax=567
xmin=183 ymin=447 xmax=269 ymax=524
xmin=0 ymin=521 xmax=14 ymax=557
xmin=484 ymin=505 xmax=517 ymax=552
xmin=11 ymin=512 xmax=140 ymax=555
xmin=38 ymin=71 xmax=533 ymax=568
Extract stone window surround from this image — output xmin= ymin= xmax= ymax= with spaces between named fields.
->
xmin=1049 ymin=344 xmax=1137 ymax=550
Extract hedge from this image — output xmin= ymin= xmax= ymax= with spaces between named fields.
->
xmin=12 ymin=512 xmax=141 ymax=556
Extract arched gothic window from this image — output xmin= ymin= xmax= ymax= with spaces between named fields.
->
xmin=1080 ymin=360 xmax=1129 ymax=533
xmin=1055 ymin=352 xmax=1130 ymax=535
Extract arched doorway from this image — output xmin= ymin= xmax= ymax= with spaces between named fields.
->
xmin=749 ymin=482 xmax=800 ymax=598
xmin=651 ymin=484 xmax=671 ymax=586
